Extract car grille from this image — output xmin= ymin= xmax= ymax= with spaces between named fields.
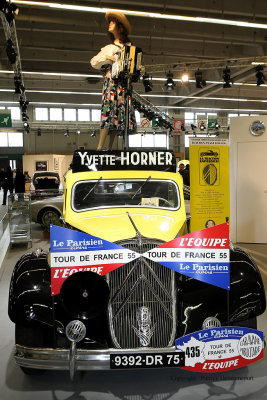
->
xmin=107 ymin=239 xmax=176 ymax=349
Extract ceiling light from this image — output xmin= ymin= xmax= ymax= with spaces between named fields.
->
xmin=200 ymin=123 xmax=205 ymax=131
xmin=14 ymin=1 xmax=267 ymax=30
xmin=64 ymin=128 xmax=69 ymax=137
xmin=195 ymin=69 xmax=206 ymax=89
xmin=23 ymin=121 xmax=30 ymax=133
xmin=142 ymin=73 xmax=153 ymax=93
xmin=223 ymin=67 xmax=232 ymax=88
xmin=255 ymin=64 xmax=265 ymax=86
xmin=76 ymin=129 xmax=81 ymax=134
xmin=165 ymin=71 xmax=176 ymax=91
xmin=91 ymin=130 xmax=96 ymax=137
xmin=181 ymin=73 xmax=189 ymax=84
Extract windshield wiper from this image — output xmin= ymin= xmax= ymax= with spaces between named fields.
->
xmin=82 ymin=176 xmax=102 ymax=200
xmin=131 ymin=176 xmax=151 ymax=199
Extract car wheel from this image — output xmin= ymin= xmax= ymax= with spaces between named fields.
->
xmin=39 ymin=208 xmax=60 ymax=225
xmin=15 ymin=324 xmax=45 ymax=375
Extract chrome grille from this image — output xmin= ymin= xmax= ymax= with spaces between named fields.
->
xmin=107 ymin=239 xmax=176 ymax=349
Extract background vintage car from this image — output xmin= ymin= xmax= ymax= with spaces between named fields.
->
xmin=29 ymin=171 xmax=64 ymax=200
xmin=8 ymin=150 xmax=266 ymax=378
xmin=31 ymin=195 xmax=63 ymax=225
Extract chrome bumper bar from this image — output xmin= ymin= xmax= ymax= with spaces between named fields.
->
xmin=14 ymin=345 xmax=176 ymax=371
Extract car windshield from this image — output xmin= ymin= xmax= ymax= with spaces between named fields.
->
xmin=73 ymin=179 xmax=179 ymax=211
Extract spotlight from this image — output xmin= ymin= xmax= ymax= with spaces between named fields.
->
xmin=200 ymin=123 xmax=205 ymax=131
xmin=76 ymin=129 xmax=81 ymax=134
xmin=64 ymin=128 xmax=69 ymax=137
xmin=6 ymin=39 xmax=16 ymax=64
xmin=165 ymin=71 xmax=176 ymax=91
xmin=255 ymin=64 xmax=265 ymax=86
xmin=142 ymin=73 xmax=152 ymax=93
xmin=215 ymin=123 xmax=220 ymax=129
xmin=195 ymin=69 xmax=206 ymax=89
xmin=181 ymin=124 xmax=185 ymax=132
xmin=91 ymin=130 xmax=96 ymax=137
xmin=191 ymin=124 xmax=196 ymax=131
xmin=37 ymin=128 xmax=41 ymax=136
xmin=23 ymin=121 xmax=30 ymax=134
xmin=22 ymin=112 xmax=29 ymax=122
xmin=14 ymin=75 xmax=22 ymax=94
xmin=19 ymin=98 xmax=29 ymax=113
xmin=181 ymin=73 xmax=189 ymax=85
xmin=223 ymin=67 xmax=232 ymax=88
xmin=1 ymin=1 xmax=19 ymax=24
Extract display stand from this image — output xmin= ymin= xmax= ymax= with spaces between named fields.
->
xmin=8 ymin=193 xmax=32 ymax=248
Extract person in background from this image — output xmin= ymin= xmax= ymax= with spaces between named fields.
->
xmin=12 ymin=168 xmax=16 ymax=186
xmin=0 ymin=168 xmax=5 ymax=190
xmin=178 ymin=163 xmax=190 ymax=186
xmin=14 ymin=168 xmax=25 ymax=195
xmin=2 ymin=166 xmax=14 ymax=205
xmin=185 ymin=163 xmax=190 ymax=186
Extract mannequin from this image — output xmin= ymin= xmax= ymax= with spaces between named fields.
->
xmin=90 ymin=12 xmax=136 ymax=150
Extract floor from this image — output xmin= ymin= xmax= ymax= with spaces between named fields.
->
xmin=0 ymin=194 xmax=267 ymax=399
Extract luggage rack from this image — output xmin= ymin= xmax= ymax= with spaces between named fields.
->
xmin=8 ymin=193 xmax=32 ymax=248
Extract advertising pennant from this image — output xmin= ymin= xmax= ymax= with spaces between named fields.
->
xmin=50 ymin=225 xmax=140 ymax=295
xmin=175 ymin=327 xmax=264 ymax=372
xmin=143 ymin=223 xmax=230 ymax=290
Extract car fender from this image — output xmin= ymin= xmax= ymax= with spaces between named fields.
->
xmin=8 ymin=251 xmax=53 ymax=325
xmin=178 ymin=246 xmax=266 ymax=336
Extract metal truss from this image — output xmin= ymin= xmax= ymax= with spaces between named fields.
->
xmin=145 ymin=56 xmax=267 ymax=74
xmin=1 ymin=10 xmax=27 ymax=104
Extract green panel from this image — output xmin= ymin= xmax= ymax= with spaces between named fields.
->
xmin=208 ymin=119 xmax=218 ymax=128
xmin=0 ymin=111 xmax=12 ymax=128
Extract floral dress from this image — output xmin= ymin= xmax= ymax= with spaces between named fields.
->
xmin=101 ymin=71 xmax=136 ymax=132
xmin=90 ymin=43 xmax=137 ymax=133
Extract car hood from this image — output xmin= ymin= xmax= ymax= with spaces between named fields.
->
xmin=68 ymin=211 xmax=186 ymax=242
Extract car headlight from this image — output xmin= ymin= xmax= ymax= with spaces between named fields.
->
xmin=60 ymin=271 xmax=110 ymax=320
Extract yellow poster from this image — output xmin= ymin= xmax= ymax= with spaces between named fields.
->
xmin=189 ymin=138 xmax=230 ymax=232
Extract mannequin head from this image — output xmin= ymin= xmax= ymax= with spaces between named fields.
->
xmin=107 ymin=17 xmax=130 ymax=44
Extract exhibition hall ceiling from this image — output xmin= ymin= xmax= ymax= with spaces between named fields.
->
xmin=1 ymin=0 xmax=267 ymax=113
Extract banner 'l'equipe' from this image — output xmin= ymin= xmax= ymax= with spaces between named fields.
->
xmin=50 ymin=225 xmax=140 ymax=295
xmin=142 ymin=222 xmax=230 ymax=290
xmin=175 ymin=326 xmax=264 ymax=372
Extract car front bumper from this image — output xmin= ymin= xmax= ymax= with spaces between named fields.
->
xmin=14 ymin=344 xmax=177 ymax=371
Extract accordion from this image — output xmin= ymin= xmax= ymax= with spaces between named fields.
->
xmin=111 ymin=44 xmax=143 ymax=83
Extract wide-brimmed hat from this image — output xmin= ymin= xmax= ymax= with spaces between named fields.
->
xmin=105 ymin=11 xmax=132 ymax=35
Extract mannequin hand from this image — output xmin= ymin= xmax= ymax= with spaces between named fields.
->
xmin=106 ymin=55 xmax=116 ymax=62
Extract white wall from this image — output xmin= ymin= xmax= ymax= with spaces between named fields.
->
xmin=229 ymin=116 xmax=267 ymax=243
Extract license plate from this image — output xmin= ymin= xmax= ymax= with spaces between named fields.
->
xmin=110 ymin=352 xmax=185 ymax=369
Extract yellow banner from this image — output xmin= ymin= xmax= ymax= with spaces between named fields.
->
xmin=189 ymin=138 xmax=230 ymax=232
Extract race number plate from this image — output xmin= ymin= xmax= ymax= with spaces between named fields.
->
xmin=110 ymin=352 xmax=185 ymax=369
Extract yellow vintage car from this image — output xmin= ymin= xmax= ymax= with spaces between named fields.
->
xmin=8 ymin=149 xmax=266 ymax=378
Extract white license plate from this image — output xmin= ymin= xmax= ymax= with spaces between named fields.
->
xmin=110 ymin=352 xmax=185 ymax=369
